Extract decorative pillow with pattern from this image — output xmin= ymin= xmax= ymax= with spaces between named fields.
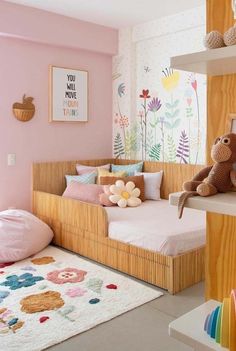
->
xmin=65 ymin=172 xmax=97 ymax=186
xmin=76 ymin=163 xmax=110 ymax=175
xmin=111 ymin=162 xmax=143 ymax=176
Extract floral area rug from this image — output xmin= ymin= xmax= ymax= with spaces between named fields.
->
xmin=0 ymin=246 xmax=162 ymax=351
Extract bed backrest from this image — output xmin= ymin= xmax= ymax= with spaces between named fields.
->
xmin=32 ymin=159 xmax=113 ymax=195
xmin=32 ymin=158 xmax=204 ymax=199
xmin=114 ymin=160 xmax=204 ymax=199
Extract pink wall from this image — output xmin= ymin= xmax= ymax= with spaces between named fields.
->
xmin=0 ymin=3 xmax=118 ymax=211
xmin=0 ymin=1 xmax=118 ymax=55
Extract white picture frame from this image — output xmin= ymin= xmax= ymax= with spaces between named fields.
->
xmin=49 ymin=65 xmax=88 ymax=122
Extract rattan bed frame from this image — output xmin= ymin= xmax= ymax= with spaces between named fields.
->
xmin=32 ymin=158 xmax=205 ymax=294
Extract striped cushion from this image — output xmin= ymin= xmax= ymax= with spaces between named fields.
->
xmin=65 ymin=172 xmax=97 ymax=186
xmin=111 ymin=162 xmax=143 ymax=176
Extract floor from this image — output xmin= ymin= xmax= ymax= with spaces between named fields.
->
xmin=48 ymin=263 xmax=205 ymax=351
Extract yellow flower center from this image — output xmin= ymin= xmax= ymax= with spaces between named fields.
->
xmin=121 ymin=191 xmax=130 ymax=200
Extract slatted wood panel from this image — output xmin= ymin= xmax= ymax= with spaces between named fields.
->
xmin=206 ymin=0 xmax=236 ymax=301
xmin=32 ymin=159 xmax=113 ymax=195
xmin=32 ymin=159 xmax=203 ymax=200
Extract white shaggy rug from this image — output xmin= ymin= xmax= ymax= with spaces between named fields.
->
xmin=0 ymin=246 xmax=162 ymax=351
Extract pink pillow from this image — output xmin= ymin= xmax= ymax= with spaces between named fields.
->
xmin=62 ymin=181 xmax=104 ymax=205
xmin=0 ymin=209 xmax=54 ymax=263
xmin=76 ymin=163 xmax=110 ymax=175
xmin=99 ymin=185 xmax=115 ymax=207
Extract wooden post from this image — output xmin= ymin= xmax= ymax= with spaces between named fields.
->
xmin=206 ymin=0 xmax=236 ymax=301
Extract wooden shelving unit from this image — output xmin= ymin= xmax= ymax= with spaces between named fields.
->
xmin=170 ymin=46 xmax=236 ymax=76
xmin=169 ymin=192 xmax=236 ymax=217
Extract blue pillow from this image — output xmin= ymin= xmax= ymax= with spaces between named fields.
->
xmin=65 ymin=172 xmax=97 ymax=186
xmin=111 ymin=162 xmax=143 ymax=176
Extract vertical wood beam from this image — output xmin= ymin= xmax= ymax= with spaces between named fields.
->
xmin=206 ymin=0 xmax=236 ymax=301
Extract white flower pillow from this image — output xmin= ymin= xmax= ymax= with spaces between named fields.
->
xmin=135 ymin=170 xmax=163 ymax=200
xmin=109 ymin=180 xmax=142 ymax=208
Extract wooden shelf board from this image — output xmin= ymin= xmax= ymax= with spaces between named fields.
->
xmin=169 ymin=191 xmax=236 ymax=216
xmin=169 ymin=300 xmax=228 ymax=351
xmin=170 ymin=46 xmax=236 ymax=76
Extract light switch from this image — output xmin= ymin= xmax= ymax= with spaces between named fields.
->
xmin=7 ymin=153 xmax=16 ymax=166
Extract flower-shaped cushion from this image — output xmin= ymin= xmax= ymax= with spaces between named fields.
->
xmin=109 ymin=180 xmax=142 ymax=208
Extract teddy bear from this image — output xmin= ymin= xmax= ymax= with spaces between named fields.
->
xmin=178 ymin=133 xmax=236 ymax=218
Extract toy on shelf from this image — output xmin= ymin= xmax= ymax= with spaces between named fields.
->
xmin=178 ymin=133 xmax=236 ymax=218
xmin=204 ymin=26 xmax=236 ymax=49
xmin=204 ymin=31 xmax=225 ymax=49
xmin=204 ymin=289 xmax=236 ymax=350
xmin=224 ymin=25 xmax=236 ymax=46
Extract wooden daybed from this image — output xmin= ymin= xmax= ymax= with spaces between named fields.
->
xmin=32 ymin=158 xmax=205 ymax=294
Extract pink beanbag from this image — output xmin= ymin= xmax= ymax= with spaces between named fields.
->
xmin=0 ymin=209 xmax=54 ymax=263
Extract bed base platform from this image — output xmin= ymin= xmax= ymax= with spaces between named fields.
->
xmin=32 ymin=157 xmax=205 ymax=295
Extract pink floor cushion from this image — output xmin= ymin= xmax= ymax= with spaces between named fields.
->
xmin=0 ymin=209 xmax=54 ymax=263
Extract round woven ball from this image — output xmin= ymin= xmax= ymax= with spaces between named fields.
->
xmin=204 ymin=31 xmax=225 ymax=49
xmin=224 ymin=26 xmax=236 ymax=46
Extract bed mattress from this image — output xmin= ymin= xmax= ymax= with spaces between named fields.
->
xmin=105 ymin=200 xmax=206 ymax=256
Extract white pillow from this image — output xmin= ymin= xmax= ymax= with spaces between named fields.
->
xmin=135 ymin=171 xmax=163 ymax=200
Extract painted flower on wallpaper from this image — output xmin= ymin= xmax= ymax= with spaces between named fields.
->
xmin=188 ymin=74 xmax=200 ymax=164
xmin=176 ymin=130 xmax=190 ymax=164
xmin=148 ymin=96 xmax=162 ymax=155
xmin=139 ymin=89 xmax=151 ymax=99
xmin=161 ymin=68 xmax=180 ymax=92
xmin=185 ymin=87 xmax=194 ymax=163
xmin=0 ymin=273 xmax=44 ymax=290
xmin=114 ymin=133 xmax=125 ymax=159
xmin=148 ymin=97 xmax=162 ymax=113
xmin=118 ymin=83 xmax=125 ymax=97
xmin=139 ymin=89 xmax=151 ymax=160
xmin=119 ymin=115 xmax=129 ymax=128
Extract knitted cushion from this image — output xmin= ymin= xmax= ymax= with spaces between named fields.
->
xmin=224 ymin=26 xmax=236 ymax=46
xmin=204 ymin=31 xmax=225 ymax=49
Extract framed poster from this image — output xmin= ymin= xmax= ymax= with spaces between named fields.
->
xmin=49 ymin=66 xmax=88 ymax=122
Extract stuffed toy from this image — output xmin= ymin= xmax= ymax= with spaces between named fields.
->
xmin=109 ymin=180 xmax=141 ymax=208
xmin=178 ymin=133 xmax=236 ymax=218
xmin=204 ymin=26 xmax=236 ymax=49
xmin=224 ymin=25 xmax=236 ymax=46
xmin=204 ymin=31 xmax=225 ymax=49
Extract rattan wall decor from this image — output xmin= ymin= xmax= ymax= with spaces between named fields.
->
xmin=12 ymin=95 xmax=35 ymax=122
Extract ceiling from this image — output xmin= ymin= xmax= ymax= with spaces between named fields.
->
xmin=5 ymin=0 xmax=205 ymax=28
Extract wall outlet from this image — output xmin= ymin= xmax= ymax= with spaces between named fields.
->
xmin=7 ymin=153 xmax=16 ymax=166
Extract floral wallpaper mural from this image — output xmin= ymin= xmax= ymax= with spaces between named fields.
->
xmin=113 ymin=6 xmax=206 ymax=165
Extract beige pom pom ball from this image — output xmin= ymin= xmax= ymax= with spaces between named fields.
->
xmin=224 ymin=26 xmax=236 ymax=46
xmin=204 ymin=31 xmax=225 ymax=49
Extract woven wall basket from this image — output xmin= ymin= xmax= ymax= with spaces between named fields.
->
xmin=12 ymin=95 xmax=35 ymax=122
